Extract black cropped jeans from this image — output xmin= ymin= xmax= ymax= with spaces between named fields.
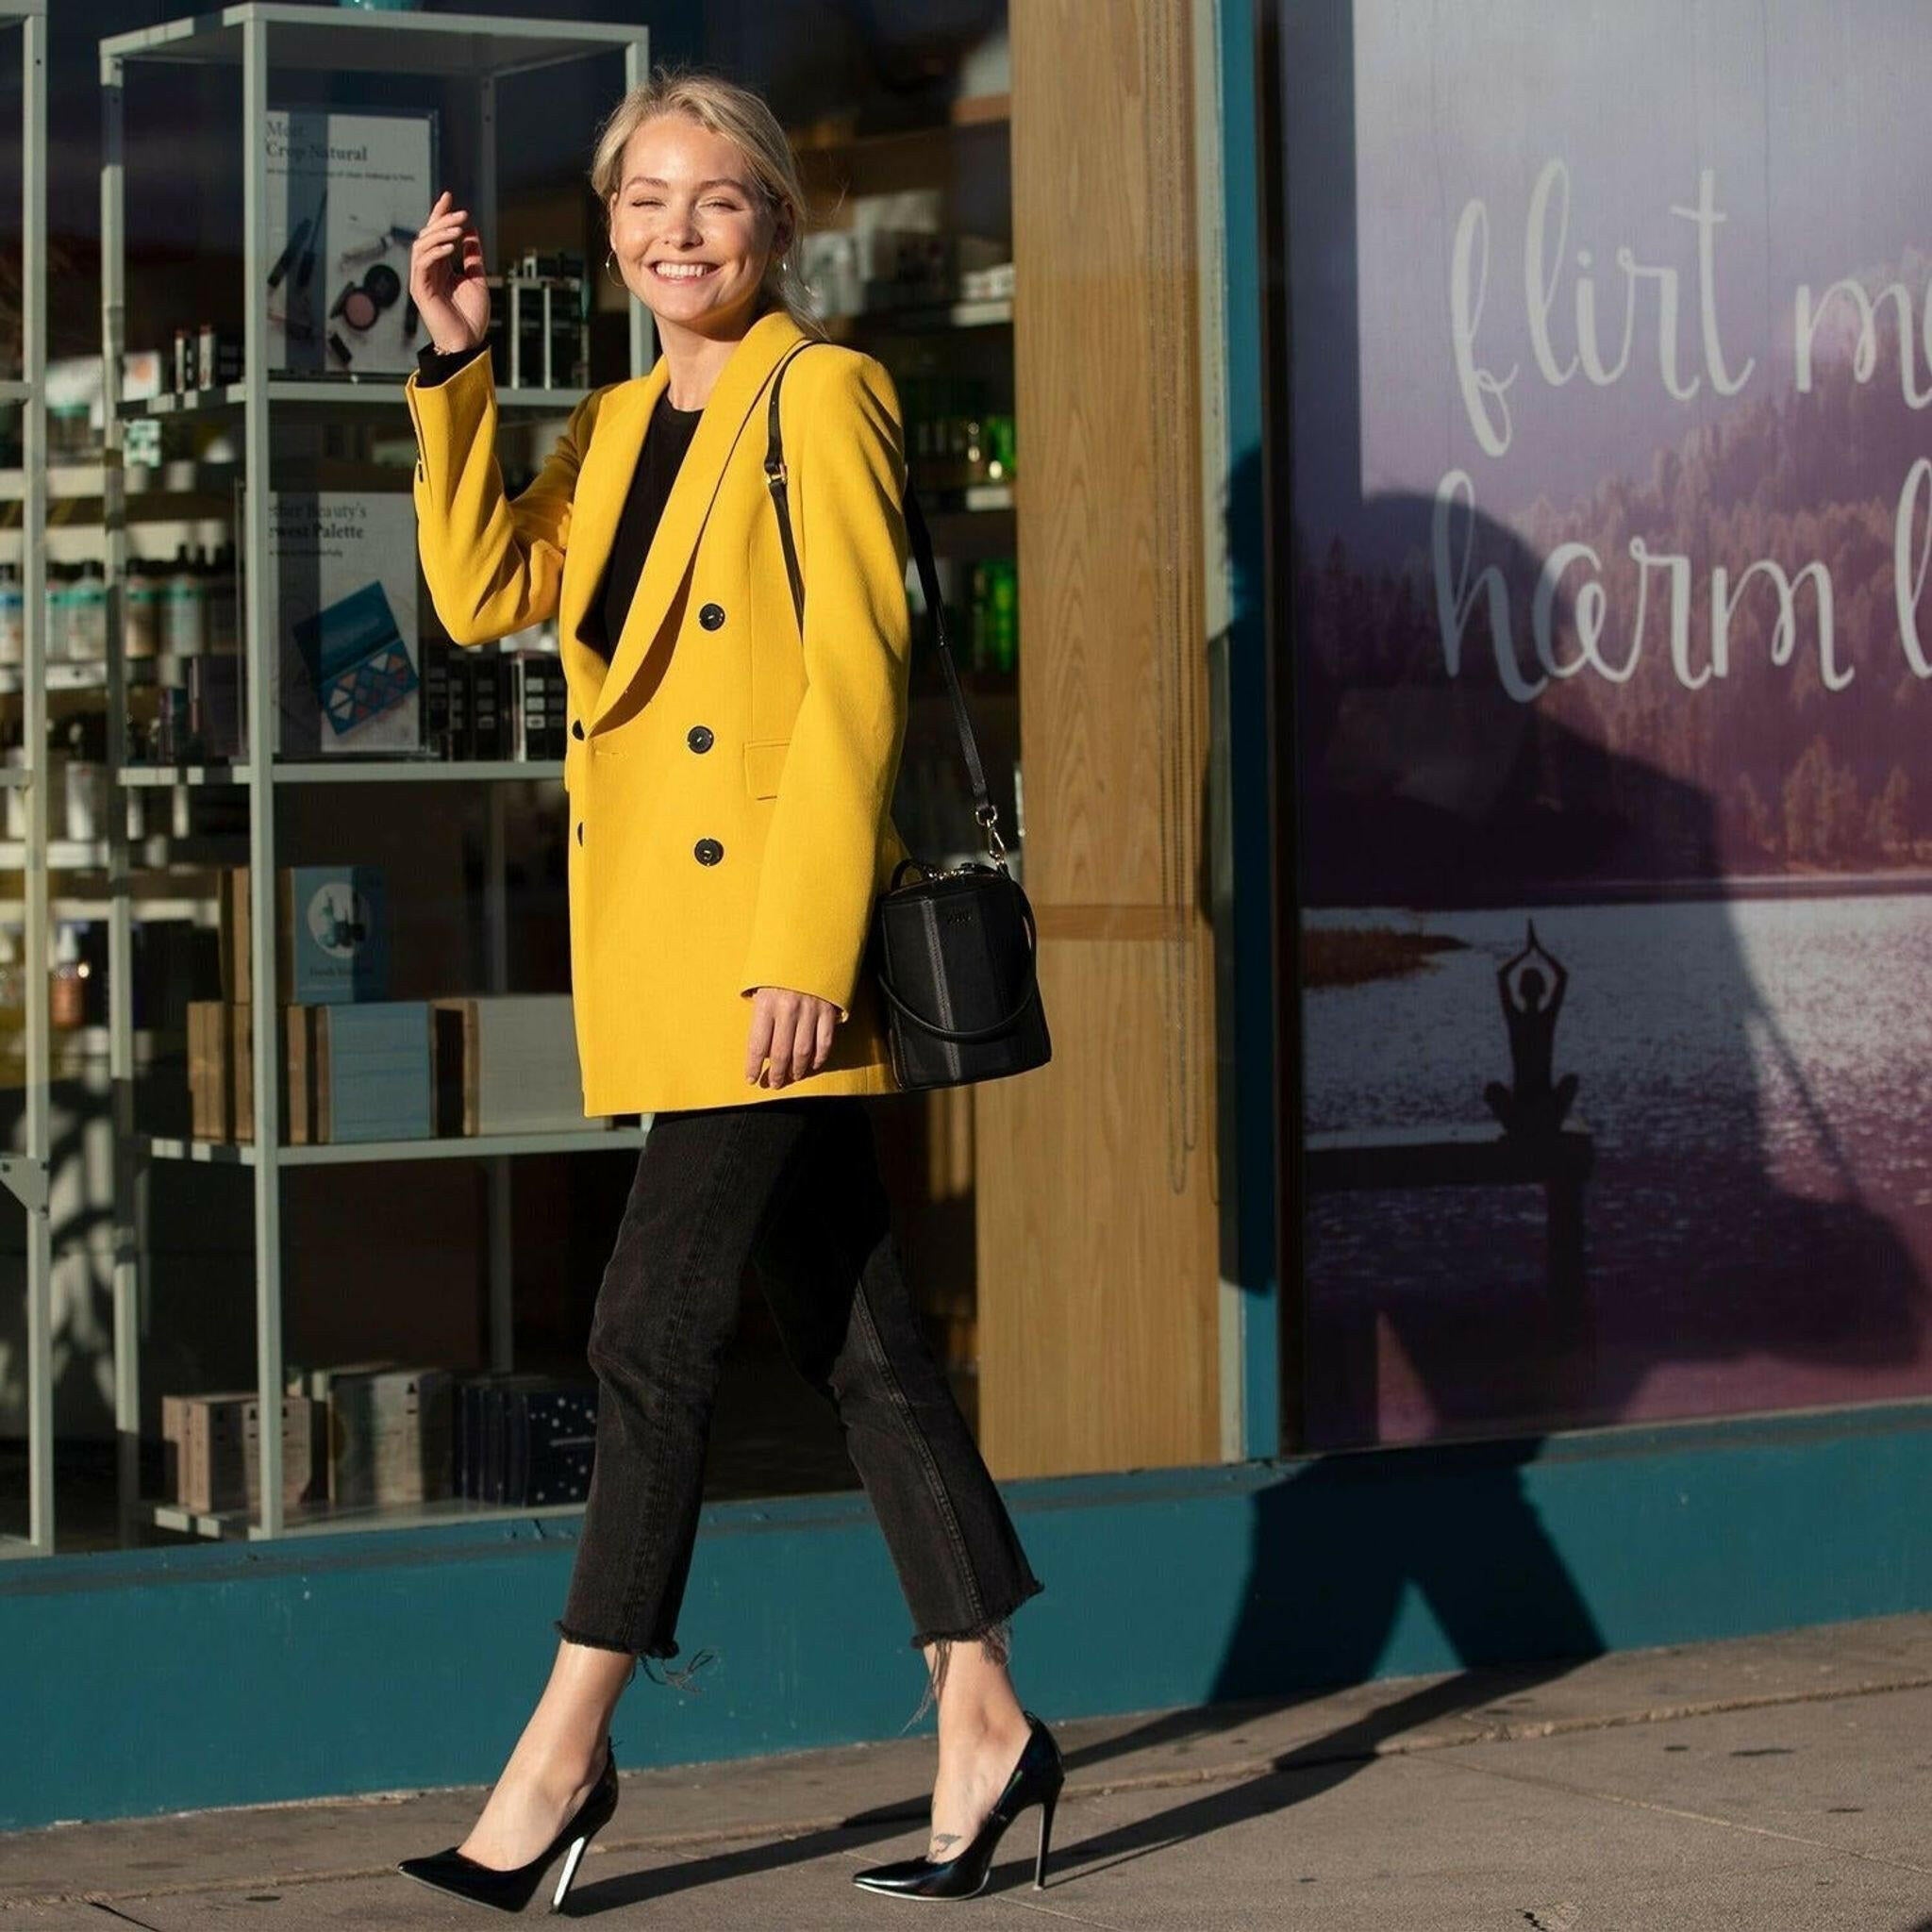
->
xmin=557 ymin=1095 xmax=1043 ymax=1719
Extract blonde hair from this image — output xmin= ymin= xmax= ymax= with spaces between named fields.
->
xmin=590 ymin=66 xmax=823 ymax=337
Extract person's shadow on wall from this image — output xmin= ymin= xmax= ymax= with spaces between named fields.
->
xmin=1015 ymin=416 xmax=1928 ymax=1882
xmin=998 ymin=0 xmax=1932 ymax=1872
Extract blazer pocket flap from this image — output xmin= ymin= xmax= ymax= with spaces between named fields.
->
xmin=743 ymin=738 xmax=791 ymax=799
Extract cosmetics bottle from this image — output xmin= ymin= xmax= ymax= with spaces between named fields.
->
xmin=44 ymin=563 xmax=75 ymax=662
xmin=73 ymin=559 xmax=108 ymax=659
xmin=50 ymin=924 xmax=85 ymax=1031
xmin=163 ymin=543 xmax=205 ymax=658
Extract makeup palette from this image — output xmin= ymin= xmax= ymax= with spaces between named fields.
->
xmin=292 ymin=581 xmax=420 ymax=738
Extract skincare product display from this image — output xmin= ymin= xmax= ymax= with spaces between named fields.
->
xmin=969 ymin=558 xmax=1020 ymax=675
xmin=795 ymin=191 xmax=1011 ymax=318
xmin=897 ymin=375 xmax=1018 ymax=493
xmin=170 ymin=323 xmax=243 ymax=394
xmin=481 ymin=257 xmax=590 ymax=391
xmin=418 ymin=641 xmax=567 ymax=762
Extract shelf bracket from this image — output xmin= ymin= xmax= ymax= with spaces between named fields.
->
xmin=0 ymin=1156 xmax=49 ymax=1216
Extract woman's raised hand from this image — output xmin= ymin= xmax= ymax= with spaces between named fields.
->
xmin=409 ymin=190 xmax=490 ymax=356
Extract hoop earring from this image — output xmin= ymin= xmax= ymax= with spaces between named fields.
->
xmin=605 ymin=250 xmax=625 ymax=289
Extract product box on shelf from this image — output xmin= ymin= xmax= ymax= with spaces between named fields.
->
xmin=453 ymin=1373 xmax=598 ymax=1507
xmin=160 ymin=1390 xmax=323 ymax=1514
xmin=420 ymin=639 xmax=452 ymax=752
xmin=284 ymin=1003 xmax=315 ymax=1145
xmin=311 ymin=1000 xmax=434 ymax=1144
xmin=188 ymin=998 xmax=430 ymax=1144
xmin=469 ymin=650 xmax=502 ymax=758
xmin=425 ymin=646 xmax=565 ymax=761
xmin=186 ymin=1001 xmax=242 ymax=1141
xmin=222 ymin=865 xmax=391 ymax=1007
xmin=186 ymin=1001 xmax=327 ymax=1142
xmin=431 ymin=994 xmax=583 ymax=1137
xmin=290 ymin=1362 xmax=453 ymax=1509
xmin=443 ymin=643 xmax=469 ymax=757
xmin=445 ymin=651 xmax=504 ymax=758
xmin=479 ymin=272 xmax=589 ymax=391
xmin=263 ymin=489 xmax=424 ymax=757
xmin=509 ymin=652 xmax=568 ymax=761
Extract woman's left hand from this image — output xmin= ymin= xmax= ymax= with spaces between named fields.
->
xmin=746 ymin=987 xmax=840 ymax=1088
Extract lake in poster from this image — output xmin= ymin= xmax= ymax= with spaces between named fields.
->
xmin=1277 ymin=0 xmax=1932 ymax=1446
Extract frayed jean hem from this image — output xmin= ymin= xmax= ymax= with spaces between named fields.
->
xmin=899 ymin=1574 xmax=1044 ymax=1730
xmin=553 ymin=1618 xmax=721 ymax=1694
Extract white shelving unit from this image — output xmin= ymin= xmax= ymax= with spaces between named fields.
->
xmin=97 ymin=6 xmax=650 ymax=1544
xmin=0 ymin=0 xmax=49 ymax=1560
xmin=121 ymin=378 xmax=598 ymax=419
xmin=115 ymin=759 xmax=566 ymax=787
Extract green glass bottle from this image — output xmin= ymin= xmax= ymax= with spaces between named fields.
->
xmin=989 ymin=559 xmax=1018 ymax=675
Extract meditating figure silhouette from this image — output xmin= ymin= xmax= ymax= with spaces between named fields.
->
xmin=1484 ymin=921 xmax=1579 ymax=1137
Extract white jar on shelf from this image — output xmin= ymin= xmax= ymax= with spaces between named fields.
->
xmin=65 ymin=758 xmax=107 ymax=843
xmin=72 ymin=560 xmax=108 ymax=659
xmin=44 ymin=564 xmax=74 ymax=661
xmin=161 ymin=543 xmax=204 ymax=657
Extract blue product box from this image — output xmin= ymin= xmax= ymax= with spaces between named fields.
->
xmin=319 ymin=1001 xmax=431 ymax=1143
xmin=286 ymin=865 xmax=391 ymax=1005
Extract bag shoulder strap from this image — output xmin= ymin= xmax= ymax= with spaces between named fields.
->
xmin=764 ymin=340 xmax=1004 ymax=862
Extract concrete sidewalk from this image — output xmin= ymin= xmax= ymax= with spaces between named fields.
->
xmin=5 ymin=1613 xmax=1931 ymax=1929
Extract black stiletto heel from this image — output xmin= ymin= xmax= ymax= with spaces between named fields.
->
xmin=853 ymin=1709 xmax=1066 ymax=1900
xmin=397 ymin=1737 xmax=620 ymax=1914
xmin=1033 ymin=1786 xmax=1056 ymax=1889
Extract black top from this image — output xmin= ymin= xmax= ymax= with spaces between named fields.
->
xmin=414 ymin=342 xmax=705 ymax=662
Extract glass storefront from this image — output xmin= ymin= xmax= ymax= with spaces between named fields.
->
xmin=1270 ymin=0 xmax=1932 ymax=1449
xmin=2 ymin=0 xmax=1191 ymax=1556
xmin=15 ymin=0 xmax=1924 ymax=1566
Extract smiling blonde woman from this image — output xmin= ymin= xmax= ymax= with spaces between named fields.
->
xmin=392 ymin=66 xmax=1061 ymax=1913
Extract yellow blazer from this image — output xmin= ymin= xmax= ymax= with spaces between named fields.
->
xmin=404 ymin=307 xmax=913 ymax=1114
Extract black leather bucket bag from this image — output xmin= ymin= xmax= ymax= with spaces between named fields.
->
xmin=765 ymin=342 xmax=1052 ymax=1091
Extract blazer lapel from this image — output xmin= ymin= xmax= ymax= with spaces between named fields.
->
xmin=558 ymin=374 xmax=660 ymax=718
xmin=584 ymin=307 xmax=807 ymax=735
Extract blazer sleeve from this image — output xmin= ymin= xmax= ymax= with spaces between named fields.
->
xmin=403 ymin=349 xmax=601 ymax=646
xmin=738 ymin=351 xmax=912 ymax=1021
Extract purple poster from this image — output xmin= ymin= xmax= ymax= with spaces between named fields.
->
xmin=1279 ymin=2 xmax=1932 ymax=1446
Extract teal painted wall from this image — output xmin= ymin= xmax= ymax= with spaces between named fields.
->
xmin=5 ymin=1400 xmax=1928 ymax=1830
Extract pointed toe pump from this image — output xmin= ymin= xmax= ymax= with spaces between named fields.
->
xmin=397 ymin=1737 xmax=620 ymax=1914
xmin=853 ymin=1709 xmax=1066 ymax=1901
